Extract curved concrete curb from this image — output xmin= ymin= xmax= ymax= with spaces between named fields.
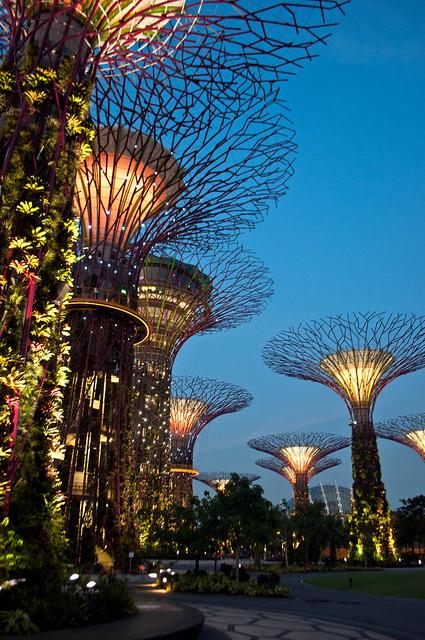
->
xmin=6 ymin=602 xmax=205 ymax=640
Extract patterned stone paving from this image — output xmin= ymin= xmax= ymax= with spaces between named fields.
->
xmin=197 ymin=605 xmax=395 ymax=640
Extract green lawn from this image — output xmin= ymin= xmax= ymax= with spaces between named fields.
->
xmin=305 ymin=570 xmax=425 ymax=599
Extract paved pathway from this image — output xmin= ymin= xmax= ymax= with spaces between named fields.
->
xmin=149 ymin=570 xmax=424 ymax=640
xmin=196 ymin=604 xmax=394 ymax=640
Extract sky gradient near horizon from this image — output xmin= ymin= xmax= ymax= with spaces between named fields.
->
xmin=173 ymin=0 xmax=425 ymax=508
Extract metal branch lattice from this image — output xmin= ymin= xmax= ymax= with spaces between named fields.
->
xmin=76 ymin=75 xmax=295 ymax=278
xmin=248 ymin=432 xmax=350 ymax=471
xmin=255 ymin=456 xmax=341 ymax=484
xmin=0 ymin=2 xmax=347 ymax=77
xmin=170 ymin=376 xmax=253 ymax=466
xmin=195 ymin=471 xmax=260 ymax=493
xmin=375 ymin=413 xmax=425 ymax=461
xmin=262 ymin=312 xmax=425 ymax=418
xmin=0 ymin=0 xmax=346 ymax=519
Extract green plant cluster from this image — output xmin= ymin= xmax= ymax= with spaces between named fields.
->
xmin=170 ymin=572 xmax=291 ymax=598
xmin=0 ymin=574 xmax=137 ymax=634
xmin=0 ymin=48 xmax=93 ymax=582
xmin=350 ymin=424 xmax=396 ymax=563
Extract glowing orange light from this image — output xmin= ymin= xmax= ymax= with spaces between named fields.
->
xmin=170 ymin=397 xmax=207 ymax=436
xmin=75 ymin=145 xmax=179 ymax=253
xmin=320 ymin=348 xmax=393 ymax=407
xmin=66 ymin=298 xmax=150 ymax=345
xmin=280 ymin=446 xmax=320 ymax=474
xmin=170 ymin=466 xmax=199 ymax=475
xmin=406 ymin=429 xmax=425 ymax=457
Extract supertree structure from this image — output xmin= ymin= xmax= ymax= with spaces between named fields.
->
xmin=249 ymin=432 xmax=349 ymax=509
xmin=195 ymin=471 xmax=260 ymax=493
xmin=0 ymin=0 xmax=347 ymax=516
xmin=61 ymin=62 xmax=288 ymax=557
xmin=375 ymin=413 xmax=425 ymax=462
xmin=126 ymin=244 xmax=270 ymax=531
xmin=166 ymin=376 xmax=252 ymax=507
xmin=262 ymin=311 xmax=425 ymax=560
xmin=256 ymin=457 xmax=341 ymax=507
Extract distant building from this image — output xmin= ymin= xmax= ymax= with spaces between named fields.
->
xmin=288 ymin=483 xmax=351 ymax=516
xmin=310 ymin=483 xmax=351 ymax=516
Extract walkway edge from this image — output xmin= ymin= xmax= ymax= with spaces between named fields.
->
xmin=6 ymin=603 xmax=205 ymax=640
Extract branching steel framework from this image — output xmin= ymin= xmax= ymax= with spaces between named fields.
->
xmin=195 ymin=471 xmax=260 ymax=493
xmin=125 ymin=244 xmax=270 ymax=537
xmin=0 ymin=0 xmax=346 ymax=518
xmin=262 ymin=311 xmax=425 ymax=560
xmin=248 ymin=432 xmax=349 ymax=509
xmin=375 ymin=414 xmax=425 ymax=462
xmin=168 ymin=376 xmax=252 ymax=507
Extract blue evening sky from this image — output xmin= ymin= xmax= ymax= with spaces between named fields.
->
xmin=174 ymin=0 xmax=425 ymax=508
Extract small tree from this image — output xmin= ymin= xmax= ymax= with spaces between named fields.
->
xmin=323 ymin=515 xmax=349 ymax=565
xmin=393 ymin=495 xmax=425 ymax=556
xmin=291 ymin=501 xmax=328 ymax=567
xmin=168 ymin=497 xmax=213 ymax=571
xmin=211 ymin=474 xmax=279 ymax=581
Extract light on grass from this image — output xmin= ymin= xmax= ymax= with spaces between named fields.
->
xmin=86 ymin=580 xmax=97 ymax=589
xmin=69 ymin=573 xmax=79 ymax=581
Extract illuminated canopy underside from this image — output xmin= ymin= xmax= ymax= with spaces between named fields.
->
xmin=406 ymin=429 xmax=425 ymax=456
xmin=255 ymin=457 xmax=341 ymax=484
xmin=75 ymin=128 xmax=182 ymax=254
xmin=195 ymin=472 xmax=260 ymax=493
xmin=280 ymin=445 xmax=321 ymax=473
xmin=321 ymin=348 xmax=393 ymax=407
xmin=170 ymin=397 xmax=208 ymax=436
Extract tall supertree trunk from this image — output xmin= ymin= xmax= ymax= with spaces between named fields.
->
xmin=61 ymin=309 xmax=136 ymax=563
xmin=126 ymin=345 xmax=172 ymax=545
xmin=294 ymin=472 xmax=309 ymax=511
xmin=350 ymin=408 xmax=395 ymax=562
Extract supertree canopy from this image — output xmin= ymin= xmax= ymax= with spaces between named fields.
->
xmin=375 ymin=413 xmax=425 ymax=462
xmin=262 ymin=311 xmax=425 ymax=560
xmin=255 ymin=457 xmax=341 ymax=507
xmin=1 ymin=2 xmax=347 ymax=76
xmin=126 ymin=244 xmax=269 ymax=529
xmin=195 ymin=471 xmax=260 ymax=493
xmin=248 ymin=432 xmax=349 ymax=509
xmin=75 ymin=73 xmax=295 ymax=288
xmin=0 ymin=0 xmax=346 ymax=521
xmin=167 ymin=376 xmax=252 ymax=507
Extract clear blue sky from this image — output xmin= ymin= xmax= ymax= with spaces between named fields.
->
xmin=174 ymin=0 xmax=425 ymax=508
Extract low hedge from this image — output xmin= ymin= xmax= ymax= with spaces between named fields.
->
xmin=252 ymin=563 xmax=384 ymax=575
xmin=169 ymin=572 xmax=291 ymax=598
xmin=0 ymin=574 xmax=137 ymax=635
